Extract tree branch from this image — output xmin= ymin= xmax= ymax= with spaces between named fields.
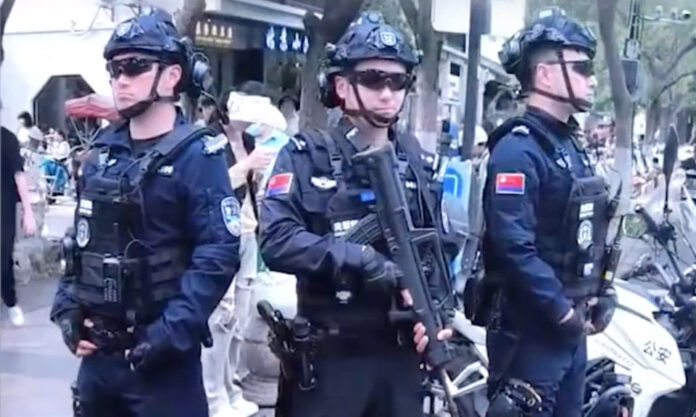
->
xmin=398 ymin=0 xmax=418 ymax=35
xmin=173 ymin=0 xmax=206 ymax=39
xmin=659 ymin=70 xmax=696 ymax=97
xmin=660 ymin=35 xmax=696 ymax=79
xmin=641 ymin=48 xmax=658 ymax=77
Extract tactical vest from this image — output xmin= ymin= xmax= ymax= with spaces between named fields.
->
xmin=293 ymin=126 xmax=441 ymax=334
xmin=69 ymin=123 xmax=210 ymax=321
xmin=490 ymin=116 xmax=610 ymax=300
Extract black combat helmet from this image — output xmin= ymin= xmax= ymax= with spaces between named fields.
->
xmin=499 ymin=7 xmax=597 ymax=111
xmin=104 ymin=7 xmax=211 ymax=118
xmin=319 ymin=11 xmax=419 ymax=127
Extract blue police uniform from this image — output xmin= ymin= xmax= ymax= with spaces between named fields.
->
xmin=51 ymin=113 xmax=240 ymax=417
xmin=259 ymin=118 xmax=456 ymax=417
xmin=483 ymin=106 xmax=608 ymax=417
xmin=476 ymin=9 xmax=619 ymax=417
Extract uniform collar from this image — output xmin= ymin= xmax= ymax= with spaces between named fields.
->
xmin=93 ymin=107 xmax=187 ymax=150
xmin=525 ymin=106 xmax=579 ymax=140
xmin=337 ymin=116 xmax=397 ymax=151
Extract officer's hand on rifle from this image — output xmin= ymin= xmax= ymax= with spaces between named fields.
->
xmin=401 ymin=290 xmax=454 ymax=354
xmin=358 ymin=245 xmax=402 ymax=295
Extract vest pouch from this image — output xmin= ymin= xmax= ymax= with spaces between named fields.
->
xmin=561 ymin=175 xmax=609 ymax=299
xmin=74 ymin=252 xmax=140 ymax=317
xmin=143 ymin=248 xmax=188 ymax=304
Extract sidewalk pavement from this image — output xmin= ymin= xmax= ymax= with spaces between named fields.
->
xmin=1 ymin=196 xmax=78 ymax=417
xmin=0 ymin=278 xmax=78 ymax=417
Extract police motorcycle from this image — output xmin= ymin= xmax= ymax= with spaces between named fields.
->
xmin=608 ymin=130 xmax=696 ymax=417
xmin=613 ymin=207 xmax=696 ymax=417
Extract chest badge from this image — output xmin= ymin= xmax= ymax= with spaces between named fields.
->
xmin=577 ymin=220 xmax=594 ymax=250
xmin=75 ymin=218 xmax=91 ymax=248
xmin=310 ymin=176 xmax=337 ymax=190
xmin=158 ymin=165 xmax=174 ymax=176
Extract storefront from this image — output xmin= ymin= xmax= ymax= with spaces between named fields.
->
xmin=194 ymin=12 xmax=309 ymax=100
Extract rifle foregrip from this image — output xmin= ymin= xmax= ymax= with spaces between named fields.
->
xmin=343 ymin=213 xmax=381 ymax=245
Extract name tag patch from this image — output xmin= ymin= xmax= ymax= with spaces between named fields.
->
xmin=332 ymin=219 xmax=359 ymax=237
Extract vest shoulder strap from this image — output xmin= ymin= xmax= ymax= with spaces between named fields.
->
xmin=131 ymin=125 xmax=211 ymax=186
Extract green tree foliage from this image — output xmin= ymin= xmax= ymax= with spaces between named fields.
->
xmin=525 ymin=0 xmax=695 ymax=125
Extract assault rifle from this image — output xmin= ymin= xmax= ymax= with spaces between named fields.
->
xmin=347 ymin=143 xmax=460 ymax=417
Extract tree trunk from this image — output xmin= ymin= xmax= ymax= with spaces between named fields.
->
xmin=147 ymin=0 xmax=207 ymax=121
xmin=0 ymin=0 xmax=15 ymax=65
xmin=645 ymin=97 xmax=661 ymax=144
xmin=298 ymin=0 xmax=365 ymax=130
xmin=410 ymin=0 xmax=440 ymax=152
xmin=596 ymin=0 xmax=632 ymax=215
xmin=658 ymin=103 xmax=673 ymax=143
xmin=299 ymin=13 xmax=329 ymax=130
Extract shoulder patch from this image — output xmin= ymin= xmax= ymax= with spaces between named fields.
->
xmin=266 ymin=173 xmax=294 ymax=197
xmin=220 ymin=196 xmax=241 ymax=237
xmin=201 ymin=135 xmax=228 ymax=155
xmin=495 ymin=173 xmax=525 ymax=195
xmin=511 ymin=125 xmax=530 ymax=136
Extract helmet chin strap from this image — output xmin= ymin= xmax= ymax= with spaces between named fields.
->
xmin=342 ymin=81 xmax=402 ymax=129
xmin=117 ymin=64 xmax=178 ymax=119
xmin=532 ymin=49 xmax=591 ymax=113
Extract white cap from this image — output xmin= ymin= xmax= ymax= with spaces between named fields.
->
xmin=226 ymin=93 xmax=287 ymax=131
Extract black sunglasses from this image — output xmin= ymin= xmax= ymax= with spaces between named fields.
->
xmin=542 ymin=59 xmax=595 ymax=77
xmin=349 ymin=70 xmax=413 ymax=91
xmin=106 ymin=57 xmax=160 ymax=79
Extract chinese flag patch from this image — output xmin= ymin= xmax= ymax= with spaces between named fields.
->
xmin=495 ymin=173 xmax=525 ymax=195
xmin=266 ymin=173 xmax=293 ymax=197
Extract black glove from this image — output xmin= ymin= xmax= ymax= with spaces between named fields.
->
xmin=58 ymin=309 xmax=84 ymax=354
xmin=126 ymin=342 xmax=156 ymax=372
xmin=358 ymin=245 xmax=402 ymax=295
xmin=557 ymin=308 xmax=585 ymax=341
xmin=590 ymin=287 xmax=618 ymax=333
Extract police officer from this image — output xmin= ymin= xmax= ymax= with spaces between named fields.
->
xmin=481 ymin=8 xmax=618 ymax=417
xmin=259 ymin=11 xmax=455 ymax=417
xmin=50 ymin=8 xmax=240 ymax=417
